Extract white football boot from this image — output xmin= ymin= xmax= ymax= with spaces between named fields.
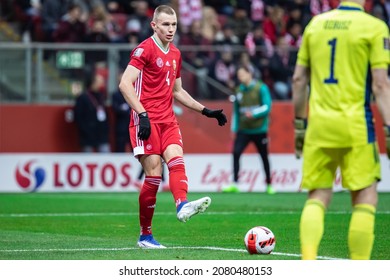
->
xmin=177 ymin=197 xmax=211 ymax=223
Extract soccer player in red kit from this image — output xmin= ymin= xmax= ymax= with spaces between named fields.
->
xmin=119 ymin=5 xmax=227 ymax=248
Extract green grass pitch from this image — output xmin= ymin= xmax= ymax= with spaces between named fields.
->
xmin=0 ymin=192 xmax=389 ymax=260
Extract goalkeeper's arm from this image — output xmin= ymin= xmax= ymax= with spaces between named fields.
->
xmin=384 ymin=126 xmax=390 ymax=159
xmin=371 ymin=68 xmax=390 ymax=158
xmin=292 ymin=65 xmax=310 ymax=158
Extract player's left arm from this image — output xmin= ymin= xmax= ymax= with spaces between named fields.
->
xmin=372 ymin=68 xmax=390 ymax=158
xmin=370 ymin=22 xmax=390 ymax=158
xmin=372 ymin=69 xmax=390 ymax=125
xmin=173 ymin=77 xmax=204 ymax=112
xmin=173 ymin=77 xmax=227 ymax=126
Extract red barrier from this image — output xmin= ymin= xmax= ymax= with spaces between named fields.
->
xmin=0 ymin=102 xmax=386 ymax=153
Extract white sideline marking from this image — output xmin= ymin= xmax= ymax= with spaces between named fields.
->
xmin=0 ymin=246 xmax=344 ymax=260
xmin=0 ymin=210 xmax=380 ymax=260
xmin=0 ymin=210 xmax=379 ymax=260
xmin=0 ymin=211 xmax=389 ymax=218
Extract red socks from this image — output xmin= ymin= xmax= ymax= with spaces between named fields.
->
xmin=139 ymin=176 xmax=161 ymax=236
xmin=139 ymin=157 xmax=188 ymax=235
xmin=167 ymin=156 xmax=188 ymax=207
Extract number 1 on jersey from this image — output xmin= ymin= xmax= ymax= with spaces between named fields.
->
xmin=324 ymin=38 xmax=338 ymax=84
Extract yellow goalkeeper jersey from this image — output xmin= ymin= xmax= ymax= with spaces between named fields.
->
xmin=297 ymin=1 xmax=390 ymax=147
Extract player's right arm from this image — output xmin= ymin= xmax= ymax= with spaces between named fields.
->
xmin=119 ymin=65 xmax=152 ymax=140
xmin=119 ymin=65 xmax=146 ymax=115
xmin=292 ymin=65 xmax=310 ymax=119
xmin=292 ymin=16 xmax=310 ymax=120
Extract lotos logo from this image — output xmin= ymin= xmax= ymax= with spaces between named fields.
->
xmin=15 ymin=160 xmax=45 ymax=192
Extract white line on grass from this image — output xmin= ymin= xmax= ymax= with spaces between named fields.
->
xmin=0 ymin=246 xmax=344 ymax=260
xmin=0 ymin=211 xmax=389 ymax=218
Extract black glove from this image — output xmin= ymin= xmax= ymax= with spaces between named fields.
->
xmin=138 ymin=112 xmax=151 ymax=140
xmin=202 ymin=107 xmax=227 ymax=126
xmin=294 ymin=118 xmax=307 ymax=159
xmin=384 ymin=125 xmax=390 ymax=159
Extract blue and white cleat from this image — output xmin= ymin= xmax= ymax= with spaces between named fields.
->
xmin=177 ymin=197 xmax=211 ymax=223
xmin=137 ymin=234 xmax=166 ymax=249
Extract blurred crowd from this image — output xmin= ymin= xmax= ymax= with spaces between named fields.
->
xmin=1 ymin=0 xmax=389 ymax=100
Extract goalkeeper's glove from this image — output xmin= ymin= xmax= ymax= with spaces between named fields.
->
xmin=137 ymin=112 xmax=151 ymax=140
xmin=202 ymin=107 xmax=227 ymax=126
xmin=294 ymin=118 xmax=307 ymax=159
xmin=384 ymin=125 xmax=390 ymax=159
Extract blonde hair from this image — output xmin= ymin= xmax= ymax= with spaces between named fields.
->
xmin=153 ymin=5 xmax=176 ymax=21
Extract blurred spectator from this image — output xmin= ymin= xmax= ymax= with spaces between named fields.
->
xmin=286 ymin=2 xmax=305 ymax=27
xmin=282 ymin=21 xmax=302 ymax=79
xmin=262 ymin=4 xmax=287 ymax=45
xmin=85 ymin=18 xmax=110 ymax=43
xmin=177 ymin=0 xmax=203 ymax=34
xmin=125 ymin=17 xmax=141 ymax=40
xmin=87 ymin=4 xmax=126 ymax=43
xmin=125 ymin=30 xmax=141 ymax=45
xmin=283 ymin=21 xmax=302 ymax=48
xmin=268 ymin=37 xmax=295 ymax=100
xmin=180 ymin=19 xmax=214 ymax=66
xmin=84 ymin=18 xmax=110 ymax=67
xmin=244 ymin=23 xmax=273 ymax=79
xmin=111 ymin=71 xmax=130 ymax=153
xmin=250 ymin=0 xmax=266 ymax=25
xmin=126 ymin=0 xmax=153 ymax=42
xmin=309 ymin=0 xmax=331 ymax=16
xmin=74 ymin=69 xmax=111 ymax=153
xmin=13 ymin=0 xmax=42 ymax=41
xmin=226 ymin=4 xmax=253 ymax=44
xmin=104 ymin=0 xmax=132 ymax=14
xmin=179 ymin=19 xmax=214 ymax=97
xmin=238 ymin=52 xmax=261 ymax=80
xmin=201 ymin=5 xmax=221 ymax=42
xmin=208 ymin=45 xmax=237 ymax=99
xmin=287 ymin=0 xmax=312 ymax=29
xmin=363 ymin=0 xmax=375 ymax=13
xmin=87 ymin=4 xmax=107 ymax=28
xmin=371 ymin=1 xmax=388 ymax=23
xmin=74 ymin=0 xmax=105 ymax=23
xmin=41 ymin=0 xmax=70 ymax=42
xmin=214 ymin=23 xmax=240 ymax=46
xmin=203 ymin=0 xmax=234 ymax=16
xmin=108 ymin=13 xmax=129 ymax=43
xmin=117 ymin=19 xmax=141 ymax=69
xmin=52 ymin=3 xmax=86 ymax=43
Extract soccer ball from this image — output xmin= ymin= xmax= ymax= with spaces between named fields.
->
xmin=244 ymin=226 xmax=276 ymax=254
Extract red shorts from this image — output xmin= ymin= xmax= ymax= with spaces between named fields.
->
xmin=130 ymin=122 xmax=183 ymax=157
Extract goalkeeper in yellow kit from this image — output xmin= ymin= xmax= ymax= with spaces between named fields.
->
xmin=292 ymin=0 xmax=390 ymax=260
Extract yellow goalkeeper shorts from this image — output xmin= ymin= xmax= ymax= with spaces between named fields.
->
xmin=301 ymin=142 xmax=381 ymax=191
